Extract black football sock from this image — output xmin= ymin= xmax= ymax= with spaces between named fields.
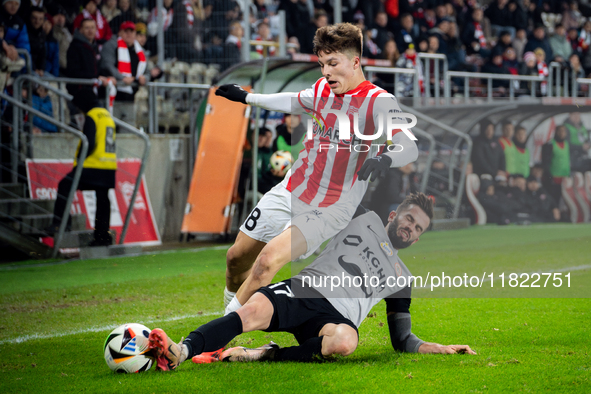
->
xmin=269 ymin=336 xmax=324 ymax=362
xmin=183 ymin=312 xmax=243 ymax=358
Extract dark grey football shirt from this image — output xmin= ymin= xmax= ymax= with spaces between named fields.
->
xmin=293 ymin=211 xmax=414 ymax=327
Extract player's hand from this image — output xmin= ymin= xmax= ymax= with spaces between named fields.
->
xmin=441 ymin=345 xmax=477 ymax=355
xmin=357 ymin=154 xmax=392 ymax=181
xmin=215 ymin=84 xmax=248 ymax=104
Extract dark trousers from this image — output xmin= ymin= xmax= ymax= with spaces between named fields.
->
xmin=53 ymin=169 xmax=112 ymax=242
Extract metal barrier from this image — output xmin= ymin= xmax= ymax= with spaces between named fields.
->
xmin=398 ymin=103 xmax=472 ymax=219
xmin=418 ymin=53 xmax=448 ymax=100
xmin=16 ymin=48 xmax=33 ymax=75
xmin=0 ymin=92 xmax=88 ymax=258
xmin=444 ymin=71 xmax=544 ymax=102
xmin=364 ymin=66 xmax=419 ymax=105
xmin=575 ymin=78 xmax=591 ymax=97
xmin=11 ymin=74 xmax=151 ymax=249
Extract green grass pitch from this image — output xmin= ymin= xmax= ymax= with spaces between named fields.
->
xmin=1 ymin=224 xmax=590 ymax=393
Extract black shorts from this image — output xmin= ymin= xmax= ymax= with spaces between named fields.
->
xmin=257 ymin=279 xmax=358 ymax=345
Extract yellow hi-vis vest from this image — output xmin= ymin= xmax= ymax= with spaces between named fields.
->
xmin=74 ymin=108 xmax=117 ymax=170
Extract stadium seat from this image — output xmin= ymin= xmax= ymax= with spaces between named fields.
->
xmin=465 ymin=173 xmax=486 ymax=225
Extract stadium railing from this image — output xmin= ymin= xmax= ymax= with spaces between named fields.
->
xmin=418 ymin=53 xmax=448 ymax=101
xmin=575 ymin=78 xmax=591 ymax=97
xmin=11 ymin=74 xmax=151 ymax=248
xmin=0 ymin=90 xmax=88 ymax=258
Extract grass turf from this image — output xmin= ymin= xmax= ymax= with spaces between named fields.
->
xmin=0 ymin=224 xmax=590 ymax=393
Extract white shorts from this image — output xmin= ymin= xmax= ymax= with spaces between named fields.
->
xmin=239 ymin=183 xmax=356 ymax=260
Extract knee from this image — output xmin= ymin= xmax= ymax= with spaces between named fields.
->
xmin=226 ymin=245 xmax=243 ymax=271
xmin=236 ymin=298 xmax=269 ymax=332
xmin=323 ymin=326 xmax=358 ymax=357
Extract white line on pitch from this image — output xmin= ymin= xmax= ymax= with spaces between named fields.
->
xmin=0 ymin=310 xmax=224 ymax=345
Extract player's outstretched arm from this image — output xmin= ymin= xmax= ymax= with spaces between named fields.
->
xmin=215 ymin=84 xmax=297 ymax=113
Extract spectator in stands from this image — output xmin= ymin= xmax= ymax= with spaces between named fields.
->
xmin=49 ymin=5 xmax=71 ymax=76
xmin=135 ymin=22 xmax=147 ymax=51
xmin=503 ymin=47 xmax=520 ymax=76
xmin=369 ymin=163 xmax=418 ymax=225
xmin=109 ymin=0 xmax=135 ymax=34
xmin=419 ymin=7 xmax=437 ymax=35
xmin=526 ymin=175 xmax=560 ymax=222
xmin=513 ymin=28 xmax=527 ymax=60
xmin=477 ymin=178 xmax=514 ymax=224
xmin=519 ymin=51 xmax=538 ymax=94
xmin=253 ymin=21 xmax=276 ymax=57
xmin=505 ymin=126 xmax=531 ymax=177
xmin=461 ymin=6 xmax=491 ymax=58
xmin=503 ymin=174 xmax=530 ymax=217
xmin=542 ymin=125 xmax=570 ymax=204
xmin=273 ymin=114 xmax=306 ymax=160
xmin=524 ymin=24 xmax=553 ymax=63
xmin=523 ymin=0 xmax=543 ymax=31
xmin=580 ymin=21 xmax=591 ymax=52
xmin=27 ymin=6 xmax=48 ymax=76
xmin=42 ymin=15 xmax=59 ymax=77
xmin=566 ymin=29 xmax=581 ymax=58
xmin=222 ymin=20 xmax=243 ymax=71
xmin=100 ymin=21 xmax=149 ymax=125
xmin=358 ymin=0 xmax=382 ymax=28
xmin=280 ymin=0 xmax=311 ymax=46
xmin=0 ymin=22 xmax=26 ymax=91
xmin=74 ymin=0 xmax=113 ymax=46
xmin=493 ymin=31 xmax=514 ymax=55
xmin=395 ymin=13 xmax=417 ymax=52
xmin=102 ymin=0 xmax=121 ymax=23
xmin=299 ymin=10 xmax=328 ymax=54
xmin=482 ymin=52 xmax=511 ymax=90
xmin=446 ymin=21 xmax=468 ymax=71
xmin=564 ymin=112 xmax=591 ymax=171
xmin=569 ymin=53 xmax=586 ymax=86
xmin=534 ymin=48 xmax=549 ymax=95
xmin=66 ymin=18 xmax=112 ymax=118
xmin=31 ymin=84 xmax=57 ymax=133
xmin=499 ymin=121 xmax=514 ymax=149
xmin=256 ymin=128 xmax=280 ymax=194
xmin=45 ymin=91 xmax=117 ymax=247
xmin=429 ymin=17 xmax=451 ymax=54
xmin=369 ymin=11 xmax=392 ymax=53
xmin=549 ymin=23 xmax=573 ymax=63
xmin=485 ymin=0 xmax=516 ymax=39
xmin=396 ymin=44 xmax=424 ymax=97
xmin=562 ymin=0 xmax=584 ymax=32
xmin=1 ymin=0 xmax=31 ymax=70
xmin=471 ymin=120 xmax=506 ymax=179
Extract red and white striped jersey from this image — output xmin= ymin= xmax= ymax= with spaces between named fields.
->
xmin=283 ymin=77 xmax=406 ymax=209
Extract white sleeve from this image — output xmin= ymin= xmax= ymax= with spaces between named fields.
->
xmin=245 ymin=92 xmax=298 ymax=113
xmin=373 ymin=93 xmax=418 ymax=167
xmin=245 ymin=84 xmax=316 ymax=114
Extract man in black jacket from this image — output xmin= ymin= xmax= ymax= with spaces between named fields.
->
xmin=27 ymin=6 xmax=47 ymax=76
xmin=471 ymin=120 xmax=506 ymax=179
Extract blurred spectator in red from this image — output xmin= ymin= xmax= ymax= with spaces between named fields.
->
xmin=73 ymin=0 xmax=113 ymax=45
xmin=567 ymin=27 xmax=583 ymax=56
xmin=418 ymin=7 xmax=437 ymax=34
xmin=503 ymin=47 xmax=520 ymax=77
xmin=534 ymin=48 xmax=548 ymax=95
xmin=253 ymin=21 xmax=276 ymax=57
xmin=27 ymin=6 xmax=47 ymax=76
xmin=461 ymin=6 xmax=491 ymax=58
xmin=396 ymin=44 xmax=424 ymax=97
xmin=471 ymin=120 xmax=506 ymax=179
xmin=549 ymin=23 xmax=572 ymax=63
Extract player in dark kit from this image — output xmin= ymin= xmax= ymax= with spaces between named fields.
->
xmin=148 ymin=193 xmax=476 ymax=370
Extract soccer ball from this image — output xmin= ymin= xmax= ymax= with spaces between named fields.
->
xmin=104 ymin=323 xmax=154 ymax=373
xmin=270 ymin=150 xmax=294 ymax=172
